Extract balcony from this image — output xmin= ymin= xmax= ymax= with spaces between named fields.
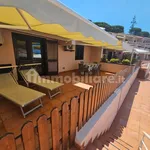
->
xmin=0 ymin=62 xmax=144 ymax=150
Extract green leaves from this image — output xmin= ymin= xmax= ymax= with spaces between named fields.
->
xmin=110 ymin=58 xmax=120 ymax=64
xmin=94 ymin=22 xmax=124 ymax=33
xmin=122 ymin=59 xmax=131 ymax=65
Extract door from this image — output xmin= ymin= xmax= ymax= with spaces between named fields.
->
xmin=12 ymin=33 xmax=46 ymax=75
xmin=46 ymin=41 xmax=58 ymax=75
xmin=108 ymin=51 xmax=112 ymax=61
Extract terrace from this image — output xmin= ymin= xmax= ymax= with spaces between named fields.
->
xmin=0 ymin=70 xmax=114 ymax=137
xmin=0 ymin=63 xmax=136 ymax=150
xmin=0 ymin=1 xmax=149 ymax=150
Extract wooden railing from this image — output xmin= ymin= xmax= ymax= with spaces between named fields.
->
xmin=0 ymin=67 xmax=133 ymax=150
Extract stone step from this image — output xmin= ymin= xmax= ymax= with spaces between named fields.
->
xmin=104 ymin=141 xmax=120 ymax=150
xmin=85 ymin=143 xmax=98 ymax=150
xmin=91 ymin=131 xmax=134 ymax=150
xmin=112 ymin=134 xmax=134 ymax=149
xmin=108 ymin=137 xmax=130 ymax=150
xmin=93 ymin=139 xmax=108 ymax=150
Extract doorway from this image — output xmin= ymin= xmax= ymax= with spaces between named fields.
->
xmin=46 ymin=41 xmax=58 ymax=75
xmin=108 ymin=51 xmax=113 ymax=61
xmin=12 ymin=33 xmax=59 ymax=75
xmin=12 ymin=33 xmax=47 ymax=75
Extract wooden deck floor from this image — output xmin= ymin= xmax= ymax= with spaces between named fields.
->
xmin=0 ymin=71 xmax=113 ymax=137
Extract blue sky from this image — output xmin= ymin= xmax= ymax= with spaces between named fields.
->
xmin=59 ymin=0 xmax=150 ymax=33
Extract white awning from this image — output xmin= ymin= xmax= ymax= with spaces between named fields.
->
xmin=124 ymin=46 xmax=150 ymax=54
xmin=0 ymin=0 xmax=118 ymax=45
xmin=134 ymin=48 xmax=150 ymax=54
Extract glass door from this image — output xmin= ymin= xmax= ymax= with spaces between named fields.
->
xmin=12 ymin=33 xmax=46 ymax=75
xmin=32 ymin=41 xmax=42 ymax=60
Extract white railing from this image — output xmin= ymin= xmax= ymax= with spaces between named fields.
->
xmin=141 ymin=62 xmax=150 ymax=78
xmin=139 ymin=131 xmax=150 ymax=150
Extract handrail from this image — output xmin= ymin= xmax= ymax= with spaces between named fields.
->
xmin=0 ymin=65 xmax=18 ymax=69
xmin=0 ymin=63 xmax=41 ymax=69
xmin=143 ymin=131 xmax=150 ymax=140
xmin=139 ymin=131 xmax=150 ymax=150
xmin=141 ymin=141 xmax=148 ymax=150
xmin=19 ymin=63 xmax=41 ymax=67
xmin=148 ymin=63 xmax=150 ymax=70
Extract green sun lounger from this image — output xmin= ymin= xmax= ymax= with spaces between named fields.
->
xmin=19 ymin=69 xmax=64 ymax=99
xmin=0 ymin=73 xmax=46 ymax=118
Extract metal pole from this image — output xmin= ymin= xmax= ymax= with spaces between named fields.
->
xmin=101 ymin=47 xmax=104 ymax=59
xmin=130 ymin=48 xmax=134 ymax=65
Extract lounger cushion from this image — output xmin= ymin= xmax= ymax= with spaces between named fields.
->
xmin=0 ymin=73 xmax=45 ymax=107
xmin=0 ymin=85 xmax=45 ymax=107
xmin=20 ymin=69 xmax=64 ymax=90
xmin=0 ymin=73 xmax=17 ymax=89
xmin=32 ymin=81 xmax=63 ymax=91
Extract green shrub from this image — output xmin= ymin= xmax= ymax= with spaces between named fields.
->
xmin=131 ymin=58 xmax=138 ymax=64
xmin=110 ymin=58 xmax=119 ymax=64
xmin=101 ymin=55 xmax=108 ymax=63
xmin=122 ymin=59 xmax=131 ymax=65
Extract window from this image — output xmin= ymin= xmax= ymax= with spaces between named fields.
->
xmin=103 ymin=49 xmax=107 ymax=54
xmin=75 ymin=45 xmax=84 ymax=60
xmin=32 ymin=42 xmax=42 ymax=59
xmin=16 ymin=40 xmax=27 ymax=59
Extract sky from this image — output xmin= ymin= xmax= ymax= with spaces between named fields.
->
xmin=59 ymin=0 xmax=150 ymax=33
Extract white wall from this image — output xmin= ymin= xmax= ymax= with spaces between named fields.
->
xmin=100 ymin=62 xmax=129 ymax=73
xmin=58 ymin=46 xmax=102 ymax=73
xmin=75 ymin=68 xmax=139 ymax=148
xmin=0 ymin=29 xmax=16 ymax=66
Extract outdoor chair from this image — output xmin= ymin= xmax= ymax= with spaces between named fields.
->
xmin=96 ymin=64 xmax=101 ymax=75
xmin=79 ymin=63 xmax=90 ymax=75
xmin=0 ymin=73 xmax=45 ymax=118
xmin=92 ymin=64 xmax=101 ymax=75
xmin=19 ymin=68 xmax=64 ymax=99
xmin=84 ymin=65 xmax=90 ymax=75
xmin=79 ymin=63 xmax=85 ymax=75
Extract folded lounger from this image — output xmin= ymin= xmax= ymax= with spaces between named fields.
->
xmin=19 ymin=69 xmax=64 ymax=99
xmin=0 ymin=73 xmax=45 ymax=118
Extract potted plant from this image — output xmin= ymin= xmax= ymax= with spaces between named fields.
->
xmin=110 ymin=58 xmax=120 ymax=64
xmin=122 ymin=59 xmax=131 ymax=65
